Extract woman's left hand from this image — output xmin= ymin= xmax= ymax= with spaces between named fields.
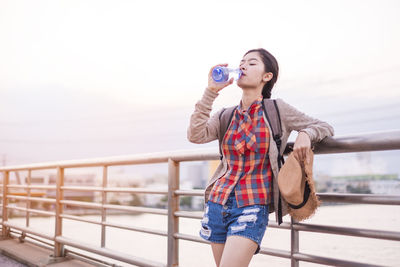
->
xmin=293 ymin=132 xmax=311 ymax=163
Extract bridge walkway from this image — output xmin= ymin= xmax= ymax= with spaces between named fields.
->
xmin=0 ymin=238 xmax=94 ymax=267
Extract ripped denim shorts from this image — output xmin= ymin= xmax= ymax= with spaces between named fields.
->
xmin=199 ymin=191 xmax=269 ymax=254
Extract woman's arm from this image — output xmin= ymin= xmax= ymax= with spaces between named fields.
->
xmin=276 ymin=98 xmax=334 ymax=162
xmin=187 ymin=88 xmax=222 ymax=144
xmin=187 ymin=64 xmax=234 ymax=144
xmin=277 ymin=98 xmax=334 ymax=142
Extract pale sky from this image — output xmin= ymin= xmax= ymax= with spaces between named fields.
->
xmin=1 ymin=0 xmax=400 ymax=172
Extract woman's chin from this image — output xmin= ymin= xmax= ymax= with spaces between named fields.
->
xmin=237 ymin=80 xmax=246 ymax=88
xmin=238 ymin=84 xmax=254 ymax=91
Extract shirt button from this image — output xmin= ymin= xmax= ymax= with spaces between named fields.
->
xmin=223 ymin=205 xmax=228 ymax=210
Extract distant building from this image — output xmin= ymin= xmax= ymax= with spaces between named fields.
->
xmin=369 ymin=180 xmax=400 ymax=195
xmin=185 ymin=161 xmax=209 ymax=189
xmin=315 ymin=174 xmax=400 ymax=194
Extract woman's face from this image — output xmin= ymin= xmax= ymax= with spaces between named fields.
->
xmin=237 ymin=51 xmax=271 ymax=90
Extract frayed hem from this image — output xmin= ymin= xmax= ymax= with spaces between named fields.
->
xmin=209 ymin=240 xmax=226 ymax=244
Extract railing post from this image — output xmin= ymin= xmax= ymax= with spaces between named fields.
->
xmin=2 ymin=171 xmax=9 ymax=238
xmin=54 ymin=167 xmax=64 ymax=257
xmin=291 ymin=217 xmax=299 ymax=267
xmin=167 ymin=158 xmax=179 ymax=267
xmin=101 ymin=166 xmax=108 ymax=248
xmin=26 ymin=170 xmax=31 ymax=228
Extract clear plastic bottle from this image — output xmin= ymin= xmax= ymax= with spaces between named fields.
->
xmin=212 ymin=67 xmax=242 ymax=83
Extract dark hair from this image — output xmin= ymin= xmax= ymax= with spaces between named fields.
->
xmin=244 ymin=48 xmax=279 ymax=99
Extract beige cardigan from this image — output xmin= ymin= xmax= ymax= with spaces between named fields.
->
xmin=187 ymin=88 xmax=334 ymax=224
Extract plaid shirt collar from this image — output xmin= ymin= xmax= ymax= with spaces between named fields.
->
xmin=233 ymin=96 xmax=263 ymax=154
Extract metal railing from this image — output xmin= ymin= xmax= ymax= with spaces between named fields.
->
xmin=0 ymin=130 xmax=400 ymax=267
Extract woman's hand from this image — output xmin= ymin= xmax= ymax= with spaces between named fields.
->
xmin=207 ymin=64 xmax=234 ymax=93
xmin=293 ymin=132 xmax=312 ymax=163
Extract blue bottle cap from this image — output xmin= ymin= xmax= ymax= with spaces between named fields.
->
xmin=212 ymin=67 xmax=229 ymax=83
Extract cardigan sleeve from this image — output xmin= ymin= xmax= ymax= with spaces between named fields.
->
xmin=187 ymin=88 xmax=223 ymax=144
xmin=276 ymin=98 xmax=334 ymax=142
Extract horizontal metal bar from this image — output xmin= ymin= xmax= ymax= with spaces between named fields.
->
xmin=60 ymin=200 xmax=101 ymax=209
xmin=10 ymin=232 xmax=55 ymax=251
xmin=3 ymin=221 xmax=54 ymax=241
xmin=267 ymin=221 xmax=291 ymax=230
xmin=174 ymin=232 xmax=209 ymax=244
xmin=6 ymin=206 xmax=55 ymax=216
xmin=61 ymin=186 xmax=168 ymax=194
xmin=103 ymin=221 xmax=168 ymax=237
xmin=104 ymin=204 xmax=168 ymax=215
xmin=61 ymin=186 xmax=103 ymax=192
xmin=104 ymin=187 xmax=168 ymax=194
xmin=6 ymin=195 xmax=56 ymax=203
xmin=174 ymin=189 xmax=203 ymax=197
xmin=318 ymin=193 xmax=400 ymax=205
xmin=65 ymin=249 xmax=116 ymax=267
xmin=22 ymin=233 xmax=55 ymax=248
xmin=0 ymin=149 xmax=187 ymax=171
xmin=176 ymin=213 xmax=400 ymax=242
xmin=60 ymin=214 xmax=168 ymax=236
xmin=258 ymin=246 xmax=291 ymax=258
xmin=61 ymin=214 xmax=168 ymax=236
xmin=174 ymin=211 xmax=202 ymax=219
xmin=293 ymin=222 xmax=400 ymax=241
xmin=66 ymin=251 xmax=115 ymax=267
xmin=60 ymin=200 xmax=168 ymax=215
xmin=293 ymin=252 xmax=385 ymax=267
xmin=60 ymin=214 xmax=101 ymax=225
xmin=56 ymin=236 xmax=166 ymax=267
xmin=7 ymin=185 xmax=55 ymax=190
xmin=169 ymin=149 xmax=219 ymax=162
xmin=312 ymin=130 xmax=400 ymax=154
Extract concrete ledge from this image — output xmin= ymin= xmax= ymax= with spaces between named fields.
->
xmin=0 ymin=238 xmax=94 ymax=267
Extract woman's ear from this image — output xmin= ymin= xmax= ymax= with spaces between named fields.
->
xmin=263 ymin=72 xmax=273 ymax=82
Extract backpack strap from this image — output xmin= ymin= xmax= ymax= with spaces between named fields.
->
xmin=262 ymin=99 xmax=284 ymax=166
xmin=262 ymin=99 xmax=284 ymax=225
xmin=218 ymin=106 xmax=237 ymax=159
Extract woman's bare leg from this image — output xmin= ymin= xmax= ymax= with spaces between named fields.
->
xmin=211 ymin=243 xmax=225 ymax=266
xmin=219 ymin=236 xmax=258 ymax=267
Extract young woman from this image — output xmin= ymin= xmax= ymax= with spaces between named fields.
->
xmin=187 ymin=48 xmax=334 ymax=267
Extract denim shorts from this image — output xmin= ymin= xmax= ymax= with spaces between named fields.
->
xmin=199 ymin=191 xmax=269 ymax=254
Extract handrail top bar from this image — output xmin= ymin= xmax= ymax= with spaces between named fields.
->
xmin=0 ymin=148 xmax=218 ymax=171
xmin=311 ymin=129 xmax=400 ymax=154
xmin=1 ymin=130 xmax=400 ymax=171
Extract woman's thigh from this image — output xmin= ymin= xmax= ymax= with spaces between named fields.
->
xmin=219 ymin=235 xmax=258 ymax=267
xmin=211 ymin=243 xmax=225 ymax=266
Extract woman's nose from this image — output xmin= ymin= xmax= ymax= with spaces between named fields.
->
xmin=240 ymin=65 xmax=246 ymax=71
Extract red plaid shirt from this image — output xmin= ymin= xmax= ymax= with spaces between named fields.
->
xmin=209 ymin=97 xmax=273 ymax=207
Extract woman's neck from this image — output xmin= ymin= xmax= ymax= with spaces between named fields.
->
xmin=241 ymin=89 xmax=262 ymax=110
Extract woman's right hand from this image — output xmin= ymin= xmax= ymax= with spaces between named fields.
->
xmin=207 ymin=64 xmax=234 ymax=93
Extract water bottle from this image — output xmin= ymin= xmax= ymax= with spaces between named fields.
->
xmin=212 ymin=67 xmax=242 ymax=83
